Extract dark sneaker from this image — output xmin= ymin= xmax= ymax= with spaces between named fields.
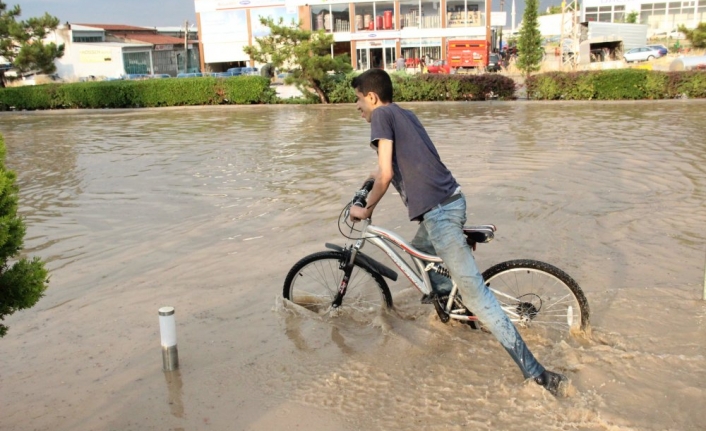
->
xmin=535 ymin=370 xmax=568 ymax=396
xmin=420 ymin=293 xmax=436 ymax=304
xmin=420 ymin=291 xmax=452 ymax=304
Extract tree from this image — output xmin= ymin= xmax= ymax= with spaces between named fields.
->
xmin=678 ymin=22 xmax=706 ymax=48
xmin=0 ymin=134 xmax=49 ymax=337
xmin=0 ymin=1 xmax=64 ymax=87
xmin=516 ymin=0 xmax=543 ymax=78
xmin=625 ymin=11 xmax=639 ymax=23
xmin=244 ymin=17 xmax=352 ymax=103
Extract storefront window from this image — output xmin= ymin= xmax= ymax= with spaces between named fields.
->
xmin=377 ymin=2 xmax=396 ymax=30
xmin=420 ymin=0 xmax=441 ymax=28
xmin=331 ymin=4 xmax=351 ymax=32
xmin=352 ymin=2 xmax=395 ymax=31
xmin=354 ymin=3 xmax=376 ymax=31
xmin=446 ymin=0 xmax=481 ymax=27
xmin=311 ymin=6 xmax=331 ymax=32
xmin=400 ymin=0 xmax=421 ymax=29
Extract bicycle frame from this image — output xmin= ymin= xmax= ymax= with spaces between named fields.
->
xmin=348 ymin=218 xmax=477 ymax=323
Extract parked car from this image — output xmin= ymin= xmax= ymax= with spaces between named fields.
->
xmin=213 ymin=71 xmax=235 ymax=77
xmin=487 ymin=53 xmax=501 ymax=72
xmin=124 ymin=73 xmax=150 ymax=80
xmin=427 ymin=59 xmax=451 ymax=74
xmin=226 ymin=67 xmax=243 ymax=76
xmin=176 ymin=72 xmax=203 ymax=78
xmin=647 ymin=44 xmax=669 ymax=52
xmin=652 ymin=28 xmax=685 ymax=39
xmin=149 ymin=74 xmax=171 ymax=79
xmin=623 ymin=46 xmax=667 ymax=63
xmin=241 ymin=67 xmax=259 ymax=76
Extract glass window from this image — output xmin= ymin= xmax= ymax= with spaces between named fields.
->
xmin=586 ymin=6 xmax=598 ymax=12
xmin=598 ymin=12 xmax=612 ymax=21
xmin=353 ymin=3 xmax=375 ymax=31
xmin=585 ymin=12 xmax=598 ymax=21
xmin=123 ymin=52 xmax=150 ymax=75
xmin=599 ymin=6 xmax=612 ymax=11
xmin=653 ymin=3 xmax=667 ymax=9
xmin=640 ymin=4 xmax=653 ymax=10
xmin=376 ymin=2 xmax=395 ymax=30
xmin=331 ymin=4 xmax=351 ymax=32
xmin=420 ymin=0 xmax=442 ymax=28
xmin=400 ymin=0 xmax=421 ymax=29
xmin=614 ymin=11 xmax=625 ymax=21
xmin=614 ymin=5 xmax=625 ymax=11
xmin=446 ymin=0 xmax=481 ymax=27
xmin=311 ymin=6 xmax=331 ymax=32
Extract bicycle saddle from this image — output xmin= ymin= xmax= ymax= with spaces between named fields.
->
xmin=463 ymin=225 xmax=496 ymax=244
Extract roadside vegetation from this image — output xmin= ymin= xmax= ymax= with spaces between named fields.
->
xmin=526 ymin=69 xmax=706 ymax=100
xmin=0 ymin=69 xmax=705 ymax=110
xmin=0 ymin=134 xmax=49 ymax=337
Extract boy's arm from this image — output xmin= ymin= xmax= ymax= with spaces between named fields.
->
xmin=350 ymin=139 xmax=393 ymax=221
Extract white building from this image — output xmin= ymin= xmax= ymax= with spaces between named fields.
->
xmin=194 ymin=0 xmax=507 ymax=71
xmin=581 ymin=0 xmax=704 ymax=36
xmin=46 ymin=24 xmax=200 ymax=81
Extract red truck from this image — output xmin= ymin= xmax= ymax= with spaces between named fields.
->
xmin=447 ymin=39 xmax=489 ymax=73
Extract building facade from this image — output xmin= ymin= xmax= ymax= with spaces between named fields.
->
xmin=194 ymin=0 xmax=506 ymax=72
xmin=581 ymin=0 xmax=705 ymax=35
xmin=48 ymin=24 xmax=200 ymax=81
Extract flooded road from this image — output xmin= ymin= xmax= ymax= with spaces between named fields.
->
xmin=0 ymin=101 xmax=704 ymax=430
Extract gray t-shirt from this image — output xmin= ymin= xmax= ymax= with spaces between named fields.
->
xmin=370 ymin=103 xmax=459 ymax=221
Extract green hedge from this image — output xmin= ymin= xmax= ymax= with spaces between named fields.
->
xmin=526 ymin=69 xmax=706 ymax=100
xmin=0 ymin=76 xmax=276 ymax=110
xmin=324 ymin=72 xmax=517 ymax=103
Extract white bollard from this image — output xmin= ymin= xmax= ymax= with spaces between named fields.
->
xmin=159 ymin=306 xmax=179 ymax=371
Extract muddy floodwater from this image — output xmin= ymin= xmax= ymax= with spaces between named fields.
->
xmin=0 ymin=100 xmax=705 ymax=431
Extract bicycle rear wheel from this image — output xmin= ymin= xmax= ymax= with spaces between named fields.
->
xmin=283 ymin=251 xmax=392 ymax=324
xmin=481 ymin=260 xmax=589 ymax=339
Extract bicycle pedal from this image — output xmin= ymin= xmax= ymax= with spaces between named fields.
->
xmin=432 ymin=297 xmax=450 ymax=323
xmin=420 ymin=293 xmax=435 ymax=304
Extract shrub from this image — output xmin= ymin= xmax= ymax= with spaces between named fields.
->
xmin=0 ymin=76 xmax=275 ymax=110
xmin=0 ymin=134 xmax=49 ymax=337
xmin=526 ymin=70 xmax=706 ymax=100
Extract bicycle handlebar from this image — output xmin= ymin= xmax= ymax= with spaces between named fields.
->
xmin=351 ymin=178 xmax=375 ymax=208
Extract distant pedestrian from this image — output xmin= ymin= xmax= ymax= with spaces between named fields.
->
xmin=396 ymin=56 xmax=406 ymax=72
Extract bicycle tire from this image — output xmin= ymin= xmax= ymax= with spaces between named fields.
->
xmin=481 ymin=259 xmax=590 ymax=339
xmin=283 ymin=251 xmax=393 ymax=323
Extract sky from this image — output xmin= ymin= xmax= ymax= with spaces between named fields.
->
xmin=11 ymin=0 xmax=557 ymax=29
xmin=13 ymin=0 xmax=198 ymax=27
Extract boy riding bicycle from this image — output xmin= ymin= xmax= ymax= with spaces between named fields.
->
xmin=347 ymin=68 xmax=567 ymax=396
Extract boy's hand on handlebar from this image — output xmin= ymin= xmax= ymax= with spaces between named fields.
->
xmin=349 ymin=205 xmax=371 ymax=222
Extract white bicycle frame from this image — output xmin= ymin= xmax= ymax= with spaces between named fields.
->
xmin=351 ymin=218 xmax=480 ymax=322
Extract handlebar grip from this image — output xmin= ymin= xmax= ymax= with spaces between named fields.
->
xmin=351 ymin=178 xmax=375 ymax=208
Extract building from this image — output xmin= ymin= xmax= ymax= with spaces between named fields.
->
xmin=48 ymin=23 xmax=200 ymax=81
xmin=194 ymin=0 xmax=507 ymax=72
xmin=581 ymin=0 xmax=704 ymax=36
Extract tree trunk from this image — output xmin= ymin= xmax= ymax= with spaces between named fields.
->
xmin=311 ymin=81 xmax=329 ymax=104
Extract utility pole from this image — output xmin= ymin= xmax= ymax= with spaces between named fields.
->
xmin=184 ymin=20 xmax=189 ymax=74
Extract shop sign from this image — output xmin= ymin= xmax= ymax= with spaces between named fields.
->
xmin=155 ymin=44 xmax=173 ymax=51
xmin=79 ymin=48 xmax=112 ymax=63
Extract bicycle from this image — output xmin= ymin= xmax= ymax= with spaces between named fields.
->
xmin=283 ymin=179 xmax=590 ymax=339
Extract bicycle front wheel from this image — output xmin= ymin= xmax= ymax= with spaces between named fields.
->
xmin=283 ymin=251 xmax=392 ymax=323
xmin=482 ymin=260 xmax=590 ymax=339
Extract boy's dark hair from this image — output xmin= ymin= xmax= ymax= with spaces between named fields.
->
xmin=351 ymin=69 xmax=393 ymax=103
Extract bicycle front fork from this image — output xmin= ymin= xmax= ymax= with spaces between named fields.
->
xmin=331 ymin=246 xmax=358 ymax=308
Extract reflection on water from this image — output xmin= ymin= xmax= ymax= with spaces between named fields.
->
xmin=0 ymin=101 xmax=705 ymax=431
xmin=164 ymin=370 xmax=184 ymax=419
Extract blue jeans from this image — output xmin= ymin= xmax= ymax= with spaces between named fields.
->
xmin=411 ymin=193 xmax=545 ymax=379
